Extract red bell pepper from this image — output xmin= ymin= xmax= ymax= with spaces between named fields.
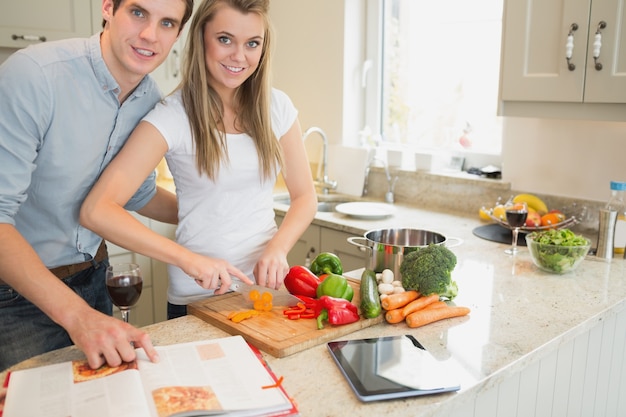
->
xmin=283 ymin=296 xmax=323 ymax=320
xmin=283 ymin=266 xmax=320 ymax=298
xmin=316 ymin=296 xmax=360 ymax=329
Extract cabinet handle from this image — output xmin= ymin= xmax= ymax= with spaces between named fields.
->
xmin=304 ymin=247 xmax=316 ymax=268
xmin=11 ymin=34 xmax=46 ymax=43
xmin=565 ymin=23 xmax=578 ymax=71
xmin=593 ymin=21 xmax=607 ymax=71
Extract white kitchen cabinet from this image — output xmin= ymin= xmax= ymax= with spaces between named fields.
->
xmin=0 ymin=1 xmax=94 ymax=48
xmin=500 ymin=0 xmax=626 ymax=103
xmin=148 ymin=220 xmax=177 ymax=324
xmin=274 ymin=214 xmax=321 ymax=267
xmin=320 ymin=228 xmax=366 ymax=273
xmin=275 ymin=213 xmax=366 ymax=272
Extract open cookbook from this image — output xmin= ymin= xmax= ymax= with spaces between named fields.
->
xmin=2 ymin=335 xmax=298 ymax=417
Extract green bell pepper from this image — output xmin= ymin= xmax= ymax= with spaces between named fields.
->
xmin=310 ymin=252 xmax=343 ymax=276
xmin=315 ymin=273 xmax=354 ymax=301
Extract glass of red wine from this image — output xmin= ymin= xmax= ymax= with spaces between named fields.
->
xmin=504 ymin=201 xmax=528 ymax=255
xmin=106 ymin=263 xmax=143 ymax=323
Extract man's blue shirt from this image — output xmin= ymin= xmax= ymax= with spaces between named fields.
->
xmin=0 ymin=33 xmax=160 ymax=268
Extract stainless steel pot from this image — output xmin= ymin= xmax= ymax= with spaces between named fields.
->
xmin=347 ymin=228 xmax=462 ymax=278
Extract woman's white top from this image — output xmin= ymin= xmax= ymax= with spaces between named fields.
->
xmin=143 ymin=88 xmax=298 ymax=304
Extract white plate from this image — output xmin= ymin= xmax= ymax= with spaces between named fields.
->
xmin=335 ymin=202 xmax=396 ymax=219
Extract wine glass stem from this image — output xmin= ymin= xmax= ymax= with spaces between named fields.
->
xmin=121 ymin=309 xmax=130 ymax=323
xmin=511 ymin=228 xmax=519 ymax=252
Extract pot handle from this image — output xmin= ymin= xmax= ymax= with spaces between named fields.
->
xmin=444 ymin=236 xmax=463 ymax=248
xmin=347 ymin=236 xmax=371 ymax=253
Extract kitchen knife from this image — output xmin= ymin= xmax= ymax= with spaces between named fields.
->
xmin=230 ymin=283 xmax=301 ymax=307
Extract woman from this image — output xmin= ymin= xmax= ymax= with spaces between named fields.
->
xmin=80 ymin=0 xmax=318 ymax=319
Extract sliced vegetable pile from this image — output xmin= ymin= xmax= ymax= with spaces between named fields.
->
xmin=227 ymin=247 xmax=470 ymax=330
xmin=227 ymin=289 xmax=275 ymax=323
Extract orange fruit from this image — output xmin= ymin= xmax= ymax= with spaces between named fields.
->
xmin=541 ymin=213 xmax=562 ymax=227
xmin=507 ymin=202 xmax=526 ymax=211
xmin=549 ymin=209 xmax=566 ymax=222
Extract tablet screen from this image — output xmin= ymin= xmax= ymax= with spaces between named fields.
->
xmin=327 ymin=335 xmax=460 ymax=402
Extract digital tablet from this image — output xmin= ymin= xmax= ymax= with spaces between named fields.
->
xmin=327 ymin=335 xmax=461 ymax=402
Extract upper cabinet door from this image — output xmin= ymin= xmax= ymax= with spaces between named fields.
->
xmin=0 ymin=1 xmax=93 ymax=48
xmin=500 ymin=0 xmax=626 ymax=103
xmin=583 ymin=0 xmax=626 ymax=102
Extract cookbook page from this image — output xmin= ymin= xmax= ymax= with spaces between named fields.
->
xmin=136 ymin=336 xmax=292 ymax=417
xmin=3 ymin=361 xmax=150 ymax=417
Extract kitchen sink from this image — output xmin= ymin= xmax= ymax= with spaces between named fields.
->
xmin=273 ymin=194 xmax=357 ymax=212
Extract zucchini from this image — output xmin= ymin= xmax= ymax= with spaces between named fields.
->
xmin=359 ymin=269 xmax=382 ymax=319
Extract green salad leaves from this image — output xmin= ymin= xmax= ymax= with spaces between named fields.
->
xmin=528 ymin=229 xmax=588 ymax=246
xmin=527 ymin=229 xmax=590 ymax=274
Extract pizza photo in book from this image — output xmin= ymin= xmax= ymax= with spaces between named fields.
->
xmin=2 ymin=336 xmax=298 ymax=417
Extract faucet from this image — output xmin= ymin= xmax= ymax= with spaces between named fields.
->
xmin=363 ymin=157 xmax=398 ymax=203
xmin=303 ymin=127 xmax=337 ymax=194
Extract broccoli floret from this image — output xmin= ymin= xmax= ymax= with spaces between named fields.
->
xmin=400 ymin=244 xmax=458 ymax=300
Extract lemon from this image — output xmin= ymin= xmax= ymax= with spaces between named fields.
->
xmin=478 ymin=207 xmax=492 ymax=221
xmin=492 ymin=204 xmax=505 ymax=220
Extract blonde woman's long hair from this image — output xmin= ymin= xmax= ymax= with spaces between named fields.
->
xmin=180 ymin=0 xmax=282 ymax=181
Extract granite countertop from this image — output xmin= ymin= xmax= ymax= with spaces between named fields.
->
xmin=3 ymin=197 xmax=625 ymax=416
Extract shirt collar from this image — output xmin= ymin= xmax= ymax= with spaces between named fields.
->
xmin=88 ymin=32 xmax=151 ymax=100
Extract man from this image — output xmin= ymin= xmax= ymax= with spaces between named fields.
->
xmin=0 ymin=0 xmax=193 ymax=371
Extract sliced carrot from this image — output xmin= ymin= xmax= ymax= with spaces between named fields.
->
xmin=381 ymin=290 xmax=419 ymax=311
xmin=384 ymin=308 xmax=405 ymax=324
xmin=229 ymin=309 xmax=260 ymax=323
xmin=401 ymin=294 xmax=440 ymax=317
xmin=249 ymin=289 xmax=261 ymax=302
xmin=405 ymin=306 xmax=470 ymax=328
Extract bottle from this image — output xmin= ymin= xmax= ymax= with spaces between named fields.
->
xmin=605 ymin=181 xmax=626 ymax=255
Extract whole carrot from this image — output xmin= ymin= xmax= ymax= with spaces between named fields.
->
xmin=423 ymin=300 xmax=448 ymax=310
xmin=384 ymin=308 xmax=405 ymax=324
xmin=405 ymin=306 xmax=470 ymax=328
xmin=401 ymin=294 xmax=440 ymax=317
xmin=381 ymin=290 xmax=419 ymax=311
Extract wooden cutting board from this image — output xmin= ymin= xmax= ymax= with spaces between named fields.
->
xmin=188 ymin=279 xmax=384 ymax=358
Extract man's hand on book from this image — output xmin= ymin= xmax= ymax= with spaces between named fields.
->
xmin=68 ymin=308 xmax=159 ymax=369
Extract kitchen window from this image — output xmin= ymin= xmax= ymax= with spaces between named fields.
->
xmin=364 ymin=0 xmax=504 ymax=159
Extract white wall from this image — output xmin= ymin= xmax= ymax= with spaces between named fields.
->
xmin=502 ymin=118 xmax=626 ymax=202
xmin=269 ymin=0 xmax=365 ymax=147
